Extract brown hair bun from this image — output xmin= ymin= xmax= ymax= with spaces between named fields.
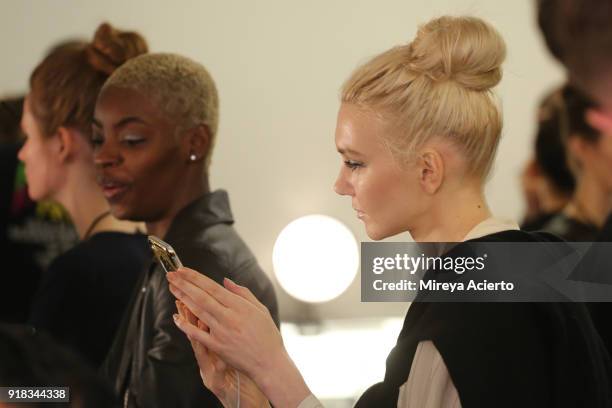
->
xmin=86 ymin=22 xmax=148 ymax=75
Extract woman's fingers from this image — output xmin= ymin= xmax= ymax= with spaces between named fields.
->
xmin=177 ymin=299 xmax=211 ymax=334
xmin=176 ymin=314 xmax=230 ymax=402
xmin=223 ymin=278 xmax=269 ymax=314
xmin=173 ymin=313 xmax=219 ymax=351
xmin=174 ymin=267 xmax=241 ymax=308
xmin=168 ymin=280 xmax=223 ymax=329
xmin=176 ymin=300 xmax=190 ymax=322
xmin=183 ymin=302 xmax=200 ymax=327
xmin=197 ymin=318 xmax=210 ymax=332
xmin=168 ymin=271 xmax=230 ymax=317
xmin=170 ymin=268 xmax=286 ymax=386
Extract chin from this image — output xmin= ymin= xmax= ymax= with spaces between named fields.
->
xmin=365 ymin=221 xmax=408 ymax=241
xmin=108 ymin=204 xmax=135 ymax=221
xmin=110 ymin=203 xmax=156 ymax=224
xmin=364 ymin=224 xmax=389 ymax=241
xmin=26 ymin=184 xmax=47 ymax=203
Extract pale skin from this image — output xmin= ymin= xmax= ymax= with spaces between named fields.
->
xmin=18 ymin=96 xmax=141 ymax=239
xmin=168 ymin=102 xmax=494 ymax=407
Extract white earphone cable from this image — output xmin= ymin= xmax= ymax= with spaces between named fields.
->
xmin=236 ymin=371 xmax=240 ymax=408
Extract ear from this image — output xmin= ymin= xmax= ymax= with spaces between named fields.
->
xmin=183 ymin=125 xmax=211 ymax=163
xmin=417 ymin=148 xmax=444 ymax=194
xmin=55 ymin=126 xmax=78 ymax=164
xmin=567 ymin=136 xmax=590 ymax=164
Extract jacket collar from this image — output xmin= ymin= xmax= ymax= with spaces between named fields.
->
xmin=164 ymin=190 xmax=234 ymax=243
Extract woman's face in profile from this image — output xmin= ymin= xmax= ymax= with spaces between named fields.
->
xmin=92 ymin=86 xmax=188 ymax=221
xmin=18 ymin=96 xmax=64 ymax=201
xmin=334 ymin=103 xmax=423 ymax=240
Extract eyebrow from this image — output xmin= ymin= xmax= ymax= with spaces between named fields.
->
xmin=337 ymin=147 xmax=364 ymax=157
xmin=92 ymin=116 xmax=148 ymax=129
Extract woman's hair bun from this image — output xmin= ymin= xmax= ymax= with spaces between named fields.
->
xmin=407 ymin=16 xmax=506 ymax=91
xmin=86 ymin=22 xmax=148 ymax=75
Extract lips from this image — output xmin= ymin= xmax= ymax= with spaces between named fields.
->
xmin=98 ymin=176 xmax=130 ymax=202
xmin=353 ymin=207 xmax=365 ymax=219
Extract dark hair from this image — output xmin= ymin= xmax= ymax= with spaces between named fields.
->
xmin=534 ymin=87 xmax=575 ymax=195
xmin=29 ymin=23 xmax=148 ymax=138
xmin=561 ymin=85 xmax=600 ymax=143
xmin=0 ymin=96 xmax=24 ymax=143
xmin=537 ymin=0 xmax=612 ymax=87
xmin=0 ymin=324 xmax=118 ymax=407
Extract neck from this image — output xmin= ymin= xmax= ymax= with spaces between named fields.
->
xmin=565 ymin=174 xmax=612 ymax=228
xmin=410 ymin=186 xmax=492 ymax=242
xmin=146 ymin=177 xmax=209 ymax=238
xmin=539 ymin=187 xmax=570 ymax=214
xmin=55 ymin=164 xmax=142 ymax=240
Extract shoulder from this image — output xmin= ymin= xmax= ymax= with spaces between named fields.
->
xmin=38 ymin=242 xmax=93 ymax=291
xmin=469 ymin=228 xmax=563 ymax=243
xmin=47 ymin=232 xmax=149 ymax=280
xmin=176 ymin=222 xmax=262 ymax=277
xmin=543 ymin=214 xmax=599 ymax=241
xmin=82 ymin=232 xmax=150 ymax=262
xmin=46 ymin=241 xmax=89 ymax=274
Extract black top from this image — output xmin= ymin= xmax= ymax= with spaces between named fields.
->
xmin=0 ymin=142 xmax=78 ymax=323
xmin=29 ymin=231 xmax=149 ymax=368
xmin=543 ymin=213 xmax=612 ymax=377
xmin=102 ymin=190 xmax=279 ymax=408
xmin=0 ymin=323 xmax=119 ymax=407
xmin=541 ymin=212 xmax=599 ymax=241
xmin=520 ymin=211 xmax=558 ymax=232
xmin=355 ymin=230 xmax=611 ymax=408
xmin=600 ymin=214 xmax=612 ymax=242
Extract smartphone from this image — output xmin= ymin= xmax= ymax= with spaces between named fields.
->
xmin=148 ymin=235 xmax=183 ymax=273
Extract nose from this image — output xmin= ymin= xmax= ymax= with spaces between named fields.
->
xmin=93 ymin=138 xmax=121 ymax=168
xmin=17 ymin=140 xmax=27 ymax=162
xmin=333 ymin=166 xmax=354 ymax=196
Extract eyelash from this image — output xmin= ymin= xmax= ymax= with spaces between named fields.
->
xmin=121 ymin=133 xmax=145 ymax=146
xmin=89 ymin=134 xmax=145 ymax=147
xmin=123 ymin=138 xmax=145 ymax=146
xmin=344 ymin=160 xmax=363 ymax=171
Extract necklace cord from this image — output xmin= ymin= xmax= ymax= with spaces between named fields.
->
xmin=83 ymin=210 xmax=112 ymax=240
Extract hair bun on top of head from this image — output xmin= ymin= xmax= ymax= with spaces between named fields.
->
xmin=86 ymin=22 xmax=149 ymax=75
xmin=407 ymin=16 xmax=506 ymax=92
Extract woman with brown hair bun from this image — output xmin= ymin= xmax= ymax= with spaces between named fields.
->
xmin=20 ymin=23 xmax=150 ymax=368
xmin=168 ymin=16 xmax=611 ymax=408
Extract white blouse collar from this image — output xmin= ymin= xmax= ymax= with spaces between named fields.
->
xmin=462 ymin=217 xmax=519 ymax=242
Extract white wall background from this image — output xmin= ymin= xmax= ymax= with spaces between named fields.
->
xmin=1 ymin=0 xmax=565 ymax=320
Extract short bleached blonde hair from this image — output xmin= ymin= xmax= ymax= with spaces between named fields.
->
xmin=342 ymin=16 xmax=506 ymax=180
xmin=102 ymin=53 xmax=219 ymax=169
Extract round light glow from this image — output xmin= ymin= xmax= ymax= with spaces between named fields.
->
xmin=272 ymin=215 xmax=359 ymax=303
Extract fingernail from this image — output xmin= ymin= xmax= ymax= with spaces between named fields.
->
xmin=173 ymin=313 xmax=180 ymax=322
xmin=224 ymin=277 xmax=236 ymax=287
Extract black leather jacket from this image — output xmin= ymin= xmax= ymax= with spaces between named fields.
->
xmin=101 ymin=190 xmax=279 ymax=408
